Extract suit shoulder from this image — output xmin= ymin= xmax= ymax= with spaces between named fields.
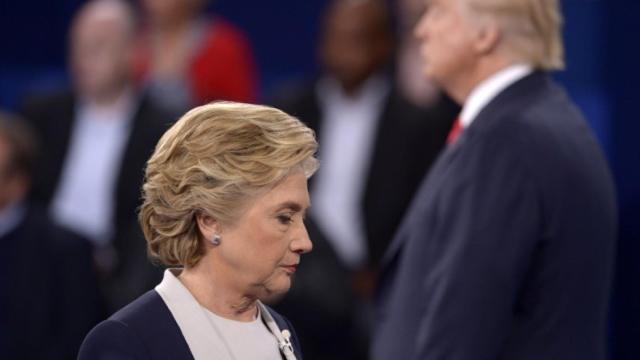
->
xmin=78 ymin=318 xmax=147 ymax=360
xmin=109 ymin=290 xmax=167 ymax=325
xmin=269 ymin=81 xmax=319 ymax=118
xmin=134 ymin=94 xmax=175 ymax=130
xmin=105 ymin=290 xmax=193 ymax=358
xmin=487 ymin=82 xmax=589 ymax=152
xmin=20 ymin=89 xmax=74 ymax=116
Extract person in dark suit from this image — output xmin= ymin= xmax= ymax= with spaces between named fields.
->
xmin=0 ymin=111 xmax=103 ymax=360
xmin=372 ymin=0 xmax=617 ymax=359
xmin=79 ymin=102 xmax=318 ymax=359
xmin=20 ymin=0 xmax=169 ymax=311
xmin=273 ymin=1 xmax=457 ymax=358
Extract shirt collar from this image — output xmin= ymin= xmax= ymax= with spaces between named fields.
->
xmin=77 ymin=87 xmax=137 ymax=125
xmin=459 ymin=63 xmax=533 ymax=128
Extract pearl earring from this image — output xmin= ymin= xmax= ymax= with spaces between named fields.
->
xmin=210 ymin=234 xmax=221 ymax=246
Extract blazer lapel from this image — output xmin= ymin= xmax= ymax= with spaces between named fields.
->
xmin=155 ymin=269 xmax=300 ymax=360
xmin=379 ymin=135 xmax=466 ymax=269
xmin=258 ymin=302 xmax=298 ymax=360
xmin=155 ymin=269 xmax=232 ymax=360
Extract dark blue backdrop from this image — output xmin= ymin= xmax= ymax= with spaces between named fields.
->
xmin=0 ymin=1 xmax=637 ymax=358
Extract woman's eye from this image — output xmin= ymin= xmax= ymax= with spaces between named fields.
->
xmin=277 ymin=215 xmax=293 ymax=225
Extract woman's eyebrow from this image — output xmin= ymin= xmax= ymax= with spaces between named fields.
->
xmin=274 ymin=201 xmax=303 ymax=212
xmin=275 ymin=201 xmax=312 ymax=215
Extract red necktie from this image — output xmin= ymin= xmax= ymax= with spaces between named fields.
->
xmin=447 ymin=117 xmax=463 ymax=145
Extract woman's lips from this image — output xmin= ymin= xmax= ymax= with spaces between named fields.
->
xmin=281 ymin=264 xmax=297 ymax=274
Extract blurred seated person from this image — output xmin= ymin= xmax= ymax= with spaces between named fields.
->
xmin=0 ymin=111 xmax=103 ymax=360
xmin=272 ymin=0 xmax=458 ymax=358
xmin=20 ymin=0 xmax=169 ymax=311
xmin=79 ymin=102 xmax=317 ymax=359
xmin=134 ymin=0 xmax=259 ymax=114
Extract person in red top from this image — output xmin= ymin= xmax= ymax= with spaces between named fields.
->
xmin=135 ymin=0 xmax=258 ymax=114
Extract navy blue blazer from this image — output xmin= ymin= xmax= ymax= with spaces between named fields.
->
xmin=372 ymin=72 xmax=616 ymax=359
xmin=1 ymin=206 xmax=103 ymax=360
xmin=78 ymin=290 xmax=303 ymax=359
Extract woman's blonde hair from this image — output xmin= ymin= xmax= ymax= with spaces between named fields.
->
xmin=465 ymin=0 xmax=564 ymax=70
xmin=139 ymin=102 xmax=318 ymax=267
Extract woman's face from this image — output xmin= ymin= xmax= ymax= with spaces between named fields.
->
xmin=141 ymin=0 xmax=204 ymax=26
xmin=213 ymin=171 xmax=313 ymax=299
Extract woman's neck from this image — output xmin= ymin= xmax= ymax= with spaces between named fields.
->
xmin=178 ymin=264 xmax=258 ymax=322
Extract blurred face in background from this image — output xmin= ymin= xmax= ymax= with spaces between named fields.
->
xmin=320 ymin=0 xmax=392 ymax=94
xmin=141 ymin=0 xmax=207 ymax=27
xmin=0 ymin=136 xmax=14 ymax=210
xmin=0 ymin=136 xmax=26 ymax=212
xmin=70 ymin=1 xmax=135 ymax=102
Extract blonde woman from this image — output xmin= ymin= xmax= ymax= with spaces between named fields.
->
xmin=79 ymin=102 xmax=318 ymax=360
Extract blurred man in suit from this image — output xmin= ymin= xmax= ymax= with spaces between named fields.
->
xmin=373 ymin=0 xmax=617 ymax=359
xmin=274 ymin=0 xmax=457 ymax=358
xmin=0 ymin=111 xmax=103 ymax=359
xmin=21 ymin=0 xmax=168 ymax=311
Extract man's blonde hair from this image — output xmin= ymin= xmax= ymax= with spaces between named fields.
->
xmin=139 ymin=102 xmax=318 ymax=267
xmin=465 ymin=0 xmax=564 ymax=70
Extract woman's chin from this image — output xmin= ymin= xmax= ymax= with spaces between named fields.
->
xmin=259 ymin=277 xmax=292 ymax=303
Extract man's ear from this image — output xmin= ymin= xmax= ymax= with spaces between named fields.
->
xmin=473 ymin=20 xmax=501 ymax=55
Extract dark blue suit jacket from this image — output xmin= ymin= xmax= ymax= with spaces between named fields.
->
xmin=78 ymin=290 xmax=303 ymax=359
xmin=1 ymin=206 xmax=103 ymax=360
xmin=372 ymin=72 xmax=617 ymax=360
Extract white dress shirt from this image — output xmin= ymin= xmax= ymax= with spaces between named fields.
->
xmin=460 ymin=64 xmax=533 ymax=129
xmin=50 ymin=90 xmax=136 ymax=246
xmin=311 ymin=75 xmax=389 ymax=269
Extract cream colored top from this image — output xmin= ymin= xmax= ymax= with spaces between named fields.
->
xmin=202 ymin=306 xmax=281 ymax=359
xmin=154 ymin=268 xmax=296 ymax=360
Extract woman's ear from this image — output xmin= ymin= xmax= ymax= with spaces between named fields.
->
xmin=196 ymin=211 xmax=219 ymax=242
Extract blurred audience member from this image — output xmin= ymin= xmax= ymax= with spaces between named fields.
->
xmin=273 ymin=0 xmax=457 ymax=358
xmin=20 ymin=0 xmax=169 ymax=312
xmin=134 ymin=0 xmax=258 ymax=114
xmin=0 ymin=111 xmax=103 ymax=360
